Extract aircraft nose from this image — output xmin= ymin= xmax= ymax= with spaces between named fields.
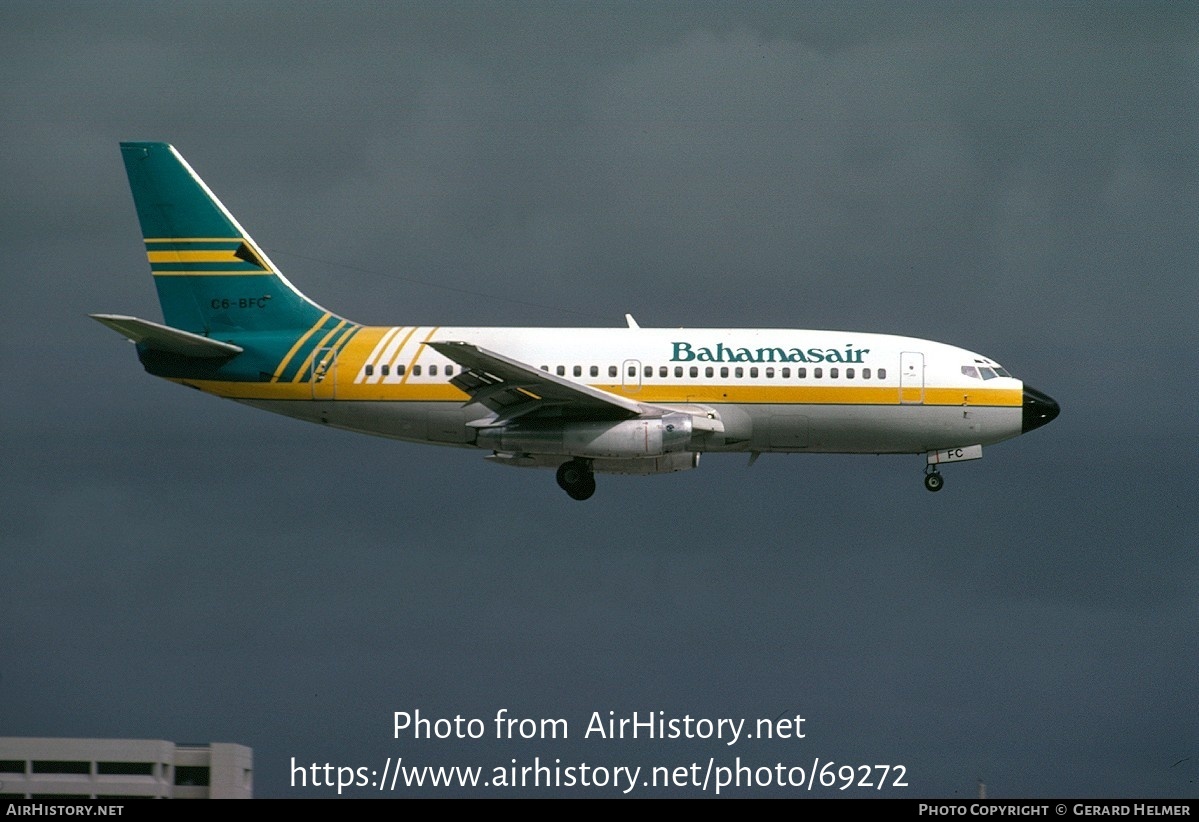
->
xmin=1022 ymin=386 xmax=1060 ymax=433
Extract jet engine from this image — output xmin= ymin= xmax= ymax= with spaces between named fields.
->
xmin=476 ymin=412 xmax=694 ymax=459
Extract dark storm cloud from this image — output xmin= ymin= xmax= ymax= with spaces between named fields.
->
xmin=0 ymin=1 xmax=1194 ymax=798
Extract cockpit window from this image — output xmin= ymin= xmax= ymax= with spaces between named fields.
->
xmin=971 ymin=358 xmax=1012 ymax=379
xmin=964 ymin=363 xmax=1009 ymax=380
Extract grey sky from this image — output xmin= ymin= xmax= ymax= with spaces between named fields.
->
xmin=0 ymin=1 xmax=1194 ymax=797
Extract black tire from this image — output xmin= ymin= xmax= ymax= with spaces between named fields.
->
xmin=557 ymin=459 xmax=595 ymax=499
xmin=556 ymin=460 xmax=583 ymax=490
xmin=572 ymin=474 xmax=596 ymax=500
xmin=924 ymin=472 xmax=944 ymax=493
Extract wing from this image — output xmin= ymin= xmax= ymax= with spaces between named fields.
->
xmin=428 ymin=340 xmax=644 ymax=425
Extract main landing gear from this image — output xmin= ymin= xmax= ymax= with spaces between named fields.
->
xmin=556 ymin=458 xmax=596 ymax=501
xmin=923 ymin=465 xmax=944 ymax=493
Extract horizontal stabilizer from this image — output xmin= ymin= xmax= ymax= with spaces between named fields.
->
xmin=90 ymin=314 xmax=243 ymax=358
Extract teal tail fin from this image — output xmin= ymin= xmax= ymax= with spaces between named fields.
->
xmin=120 ymin=142 xmax=330 ymax=336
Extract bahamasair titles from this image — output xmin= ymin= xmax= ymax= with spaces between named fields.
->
xmin=94 ymin=143 xmax=1060 ymax=500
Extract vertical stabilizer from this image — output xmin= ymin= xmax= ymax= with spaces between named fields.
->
xmin=120 ymin=142 xmax=331 ymax=336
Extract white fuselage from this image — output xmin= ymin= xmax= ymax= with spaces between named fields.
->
xmin=234 ymin=325 xmax=1025 ymax=458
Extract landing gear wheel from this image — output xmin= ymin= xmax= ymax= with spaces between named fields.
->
xmin=556 ymin=459 xmax=596 ymax=501
xmin=923 ymin=470 xmax=944 ymax=493
xmin=570 ymin=474 xmax=596 ymax=501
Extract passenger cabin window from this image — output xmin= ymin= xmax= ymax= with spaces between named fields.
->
xmin=590 ymin=365 xmax=598 ymax=377
xmin=574 ymin=365 xmax=582 ymax=377
xmin=862 ymin=368 xmax=870 ymax=379
xmin=413 ymin=365 xmax=422 ymax=376
xmin=557 ymin=365 xmax=565 ymax=376
xmin=397 ymin=364 xmax=406 ymax=376
xmin=829 ymin=367 xmax=838 ymax=379
xmin=705 ymin=366 xmax=714 ymax=378
xmin=609 ymin=365 xmax=618 ymax=378
xmin=797 ymin=367 xmax=806 ymax=378
xmin=446 ymin=365 xmax=454 ymax=376
xmin=689 ymin=366 xmax=698 ymax=378
xmin=659 ymin=366 xmax=668 ymax=377
xmin=644 ymin=365 xmax=653 ymax=377
xmin=720 ymin=366 xmax=729 ymax=378
xmin=878 ymin=368 xmax=886 ymax=379
xmin=846 ymin=368 xmax=854 ymax=379
xmin=735 ymin=367 xmax=743 ymax=378
xmin=765 ymin=367 xmax=774 ymax=378
xmin=814 ymin=367 xmax=822 ymax=378
xmin=365 ymin=364 xmax=374 ymax=376
xmin=749 ymin=367 xmax=758 ymax=378
xmin=628 ymin=365 xmax=636 ymax=377
xmin=674 ymin=366 xmax=683 ymax=378
xmin=429 ymin=365 xmax=437 ymax=376
xmin=381 ymin=364 xmax=390 ymax=376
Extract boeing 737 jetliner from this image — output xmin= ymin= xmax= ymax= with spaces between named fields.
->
xmin=94 ymin=143 xmax=1060 ymax=499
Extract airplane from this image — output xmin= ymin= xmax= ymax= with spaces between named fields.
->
xmin=93 ymin=142 xmax=1060 ymax=500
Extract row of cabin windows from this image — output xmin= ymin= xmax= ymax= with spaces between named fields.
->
xmin=363 ymin=363 xmax=455 ymax=377
xmin=363 ymin=362 xmax=888 ymax=381
xmin=541 ymin=364 xmax=888 ymax=381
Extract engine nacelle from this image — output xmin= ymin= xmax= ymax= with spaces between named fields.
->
xmin=485 ymin=451 xmax=699 ymax=475
xmin=591 ymin=452 xmax=700 ymax=475
xmin=477 ymin=412 xmax=694 ymax=459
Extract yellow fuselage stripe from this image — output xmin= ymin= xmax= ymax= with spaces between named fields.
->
xmin=397 ymin=326 xmax=441 ymax=385
xmin=271 ymin=312 xmax=332 ymax=382
xmin=385 ymin=326 xmax=421 ymax=377
xmin=290 ymin=321 xmax=349 ymax=383
xmin=174 ymin=378 xmax=1021 ymax=407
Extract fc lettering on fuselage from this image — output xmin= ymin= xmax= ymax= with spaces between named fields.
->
xmin=93 ymin=143 xmax=1060 ymax=500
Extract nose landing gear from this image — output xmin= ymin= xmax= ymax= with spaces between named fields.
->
xmin=556 ymin=458 xmax=596 ymax=500
xmin=923 ymin=465 xmax=944 ymax=493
